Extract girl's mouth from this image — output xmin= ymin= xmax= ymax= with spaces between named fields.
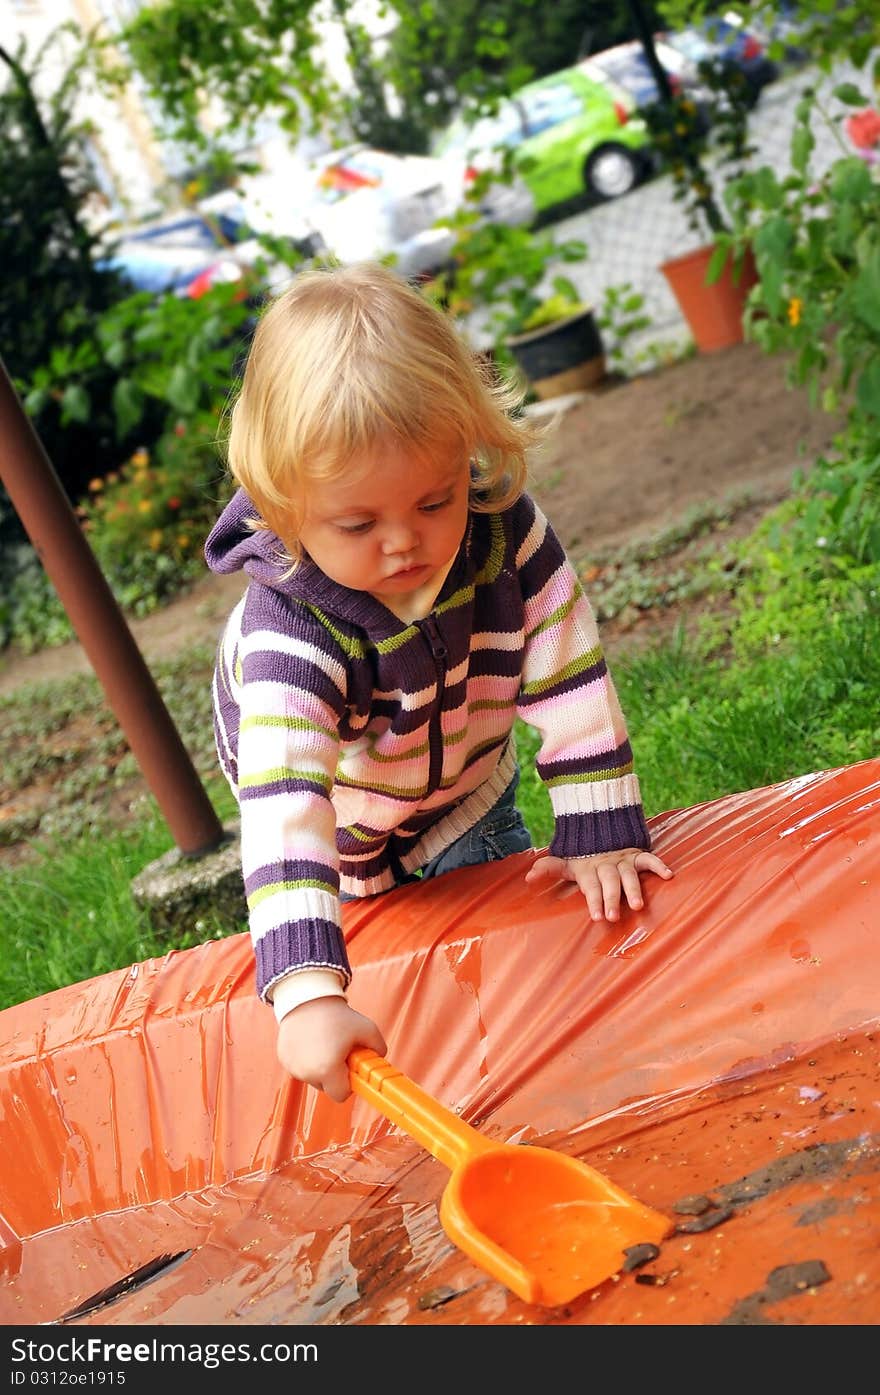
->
xmin=389 ymin=563 xmax=428 ymax=580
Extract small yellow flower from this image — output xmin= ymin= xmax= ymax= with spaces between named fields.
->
xmin=787 ymin=297 xmax=802 ymax=326
xmin=137 ymin=498 xmax=152 ymax=514
xmin=88 ymin=477 xmax=103 ymax=492
xmin=149 ymin=529 xmax=163 ymax=550
xmin=176 ymin=534 xmax=190 ymax=549
xmin=131 ymin=448 xmax=149 ymax=468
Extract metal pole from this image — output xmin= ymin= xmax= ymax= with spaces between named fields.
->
xmin=0 ymin=358 xmax=225 ymax=857
xmin=625 ymin=0 xmax=676 ymax=103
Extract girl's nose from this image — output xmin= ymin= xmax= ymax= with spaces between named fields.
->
xmin=381 ymin=522 xmax=419 ymax=555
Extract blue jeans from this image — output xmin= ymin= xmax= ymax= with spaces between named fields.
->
xmin=418 ymin=770 xmax=532 ymax=880
xmin=340 ymin=771 xmax=532 ymax=900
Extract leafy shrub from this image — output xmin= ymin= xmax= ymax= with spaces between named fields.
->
xmin=5 ymin=282 xmax=250 ymax=650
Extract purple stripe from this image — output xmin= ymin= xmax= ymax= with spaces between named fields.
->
xmin=244 ymin=650 xmax=344 ymax=709
xmin=341 ymin=849 xmax=402 ymax=881
xmin=538 ymin=739 xmax=634 ymax=780
xmin=469 ymin=649 xmax=524 ymax=680
xmin=549 ymin=804 xmax=651 ymax=859
xmin=255 ymin=918 xmax=350 ymax=998
xmin=517 ymin=660 xmax=607 ymax=711
xmin=245 ymin=858 xmax=338 ymax=895
xmin=240 ymin=776 xmax=330 ymax=800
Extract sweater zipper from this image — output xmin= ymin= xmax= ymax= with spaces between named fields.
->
xmin=418 ymin=615 xmax=448 ymax=795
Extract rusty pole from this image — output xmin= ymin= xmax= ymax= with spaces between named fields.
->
xmin=0 ymin=357 xmax=225 ymax=857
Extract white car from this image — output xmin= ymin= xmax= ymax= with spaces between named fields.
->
xmin=222 ymin=146 xmax=460 ymax=281
xmin=431 ymin=105 xmax=538 ymax=229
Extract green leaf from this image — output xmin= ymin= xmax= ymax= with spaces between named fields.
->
xmin=759 ymin=259 xmax=784 ymax=317
xmin=104 ymin=337 xmax=128 ymax=369
xmin=705 ymin=243 xmax=728 ymax=284
xmin=166 ymin=364 xmax=200 ymax=414
xmin=754 ymin=215 xmax=793 ymax=262
xmin=61 ymin=384 xmax=90 ymax=424
xmin=856 ymin=359 xmax=880 ymax=418
xmin=111 ymin=378 xmax=144 ymax=440
xmin=24 ymin=387 xmax=50 ymax=416
xmin=830 ymin=158 xmax=872 ymax=203
xmin=791 ymin=123 xmax=815 ymax=173
xmin=832 ymin=82 xmax=868 ymax=106
xmin=853 ymin=258 xmax=880 ymax=335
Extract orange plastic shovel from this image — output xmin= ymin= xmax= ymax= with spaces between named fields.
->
xmin=348 ymin=1048 xmax=671 ymax=1307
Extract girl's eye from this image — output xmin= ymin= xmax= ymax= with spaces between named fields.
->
xmin=337 ymin=520 xmax=373 ymax=535
xmin=421 ymin=496 xmax=451 ymax=514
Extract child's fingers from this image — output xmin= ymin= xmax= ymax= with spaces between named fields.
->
xmin=523 ymin=853 xmax=564 ymax=882
xmin=634 ymin=851 xmax=674 ymax=879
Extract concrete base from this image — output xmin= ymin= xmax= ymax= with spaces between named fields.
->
xmin=130 ymin=821 xmax=247 ymax=935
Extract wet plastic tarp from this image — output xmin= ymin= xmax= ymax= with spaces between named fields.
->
xmin=1 ymin=759 xmax=878 ymax=1325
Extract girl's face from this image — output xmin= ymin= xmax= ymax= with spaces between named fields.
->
xmin=297 ymin=438 xmax=470 ymax=603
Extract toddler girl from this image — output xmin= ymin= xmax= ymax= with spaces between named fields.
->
xmin=205 ymin=260 xmax=672 ymax=1101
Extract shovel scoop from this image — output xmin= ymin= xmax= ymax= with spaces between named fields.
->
xmin=349 ymin=1049 xmax=671 ymax=1307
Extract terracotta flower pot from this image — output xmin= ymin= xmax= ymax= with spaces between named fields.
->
xmin=505 ymin=307 xmax=606 ymax=400
xmin=660 ymin=243 xmax=758 ymax=354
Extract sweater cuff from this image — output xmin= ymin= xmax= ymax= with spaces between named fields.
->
xmin=549 ymin=805 xmax=650 ymax=859
xmin=254 ymin=915 xmax=352 ymax=1002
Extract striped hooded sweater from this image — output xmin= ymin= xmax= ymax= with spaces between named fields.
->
xmin=205 ymin=485 xmax=651 ymax=1004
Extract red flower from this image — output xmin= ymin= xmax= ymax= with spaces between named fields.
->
xmin=168 ymin=496 xmax=181 ymax=510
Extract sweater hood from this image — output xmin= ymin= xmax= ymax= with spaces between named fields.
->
xmin=204 ymin=488 xmax=293 ymax=588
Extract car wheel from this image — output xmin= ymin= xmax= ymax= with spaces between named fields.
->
xmin=584 ymin=144 xmax=641 ymax=200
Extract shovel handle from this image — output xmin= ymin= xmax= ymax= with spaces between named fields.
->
xmin=349 ymin=1048 xmax=492 ymax=1173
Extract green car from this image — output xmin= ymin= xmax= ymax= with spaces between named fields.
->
xmin=435 ymin=63 xmax=654 ymax=222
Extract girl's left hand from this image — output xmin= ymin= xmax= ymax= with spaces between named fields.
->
xmin=524 ymin=846 xmax=673 ymax=922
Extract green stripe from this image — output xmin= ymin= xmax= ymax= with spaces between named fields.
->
xmin=521 ymin=646 xmax=603 ymax=697
xmin=373 ymin=627 xmax=421 ymax=656
xmin=474 ymin=513 xmax=506 ymax=586
xmin=342 ymin=824 xmax=378 ymax=845
xmin=544 ymin=764 xmax=633 ymax=788
xmin=336 ymin=773 xmax=429 ymax=798
xmin=300 ymin=602 xmax=366 ymax=660
xmin=240 ymin=713 xmax=336 ymax=739
xmin=248 ymin=877 xmax=336 ymax=908
xmin=436 ymin=580 xmax=475 ymax=615
xmin=240 ymin=766 xmax=332 ymax=791
xmin=525 ymin=586 xmax=582 ymax=641
xmin=468 ymin=696 xmax=514 ymax=714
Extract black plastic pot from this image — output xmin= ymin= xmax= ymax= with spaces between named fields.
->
xmin=505 ymin=308 xmax=606 ymax=400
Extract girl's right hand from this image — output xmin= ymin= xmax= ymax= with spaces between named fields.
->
xmin=276 ymin=996 xmax=387 ymax=1102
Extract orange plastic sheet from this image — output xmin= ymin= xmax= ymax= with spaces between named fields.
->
xmin=1 ymin=758 xmax=878 ymax=1326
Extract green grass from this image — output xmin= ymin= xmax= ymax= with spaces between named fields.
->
xmin=0 ymin=814 xmax=237 ymax=1010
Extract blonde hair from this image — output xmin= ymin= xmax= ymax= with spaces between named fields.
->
xmin=223 ymin=260 xmax=540 ymax=555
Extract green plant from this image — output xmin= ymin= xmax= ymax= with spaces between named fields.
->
xmin=431 ymin=209 xmax=589 ymax=350
xmin=640 ymin=61 xmax=757 ymax=241
xmin=595 ymin=281 xmax=652 ymax=373
xmin=3 ymin=279 xmax=251 ymax=648
xmin=726 ymin=83 xmax=880 ymax=423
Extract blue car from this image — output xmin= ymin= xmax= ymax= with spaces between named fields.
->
xmin=97 ymin=215 xmax=247 ymax=298
xmin=661 ymin=16 xmax=780 ymax=107
xmin=581 ymin=38 xmax=696 ymax=110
